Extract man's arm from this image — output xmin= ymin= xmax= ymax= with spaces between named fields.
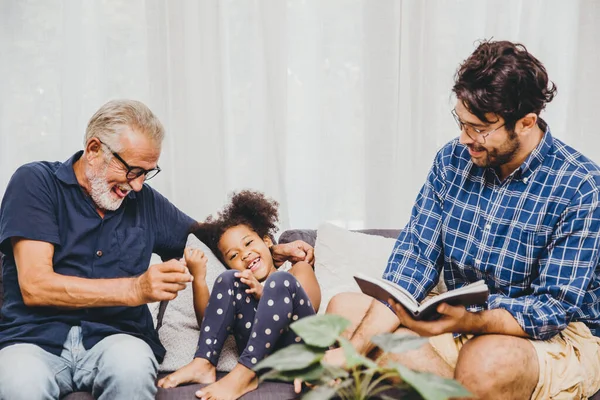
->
xmin=395 ymin=179 xmax=600 ymax=339
xmin=271 ymin=240 xmax=315 ymax=266
xmin=14 ymin=238 xmax=193 ymax=308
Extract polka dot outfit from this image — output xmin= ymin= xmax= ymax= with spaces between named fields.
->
xmin=194 ymin=269 xmax=315 ymax=370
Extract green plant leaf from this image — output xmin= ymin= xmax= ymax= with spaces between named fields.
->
xmin=260 ymin=362 xmax=327 ymax=383
xmin=253 ymin=344 xmax=323 ymax=372
xmin=371 ymin=333 xmax=428 ymax=354
xmin=338 ymin=337 xmax=378 ymax=369
xmin=393 ymin=363 xmax=473 ymax=400
xmin=301 ymin=385 xmax=338 ymax=400
xmin=291 ymin=314 xmax=351 ymax=347
xmin=322 ymin=363 xmax=350 ymax=380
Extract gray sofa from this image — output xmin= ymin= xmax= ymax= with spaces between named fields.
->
xmin=2 ymin=229 xmax=600 ymax=399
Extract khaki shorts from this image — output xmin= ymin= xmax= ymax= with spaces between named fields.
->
xmin=429 ymin=322 xmax=600 ymax=399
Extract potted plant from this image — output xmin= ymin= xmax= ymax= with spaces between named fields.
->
xmin=254 ymin=314 xmax=472 ymax=400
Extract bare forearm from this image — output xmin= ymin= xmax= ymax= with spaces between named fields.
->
xmin=192 ymin=280 xmax=210 ymax=326
xmin=20 ymin=272 xmax=140 ymax=308
xmin=470 ymin=309 xmax=529 ymax=337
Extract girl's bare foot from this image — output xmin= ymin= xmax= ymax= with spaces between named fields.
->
xmin=157 ymin=358 xmax=216 ymax=389
xmin=195 ymin=363 xmax=258 ymax=400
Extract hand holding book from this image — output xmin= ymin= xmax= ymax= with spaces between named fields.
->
xmin=353 ymin=273 xmax=489 ymax=321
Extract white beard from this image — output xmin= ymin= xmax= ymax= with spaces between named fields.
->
xmin=85 ymin=162 xmax=132 ymax=211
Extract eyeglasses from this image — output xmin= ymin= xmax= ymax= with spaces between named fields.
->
xmin=451 ymin=109 xmax=504 ymax=144
xmin=98 ymin=140 xmax=161 ymax=181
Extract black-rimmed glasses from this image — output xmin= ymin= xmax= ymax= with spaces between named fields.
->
xmin=98 ymin=140 xmax=161 ymax=181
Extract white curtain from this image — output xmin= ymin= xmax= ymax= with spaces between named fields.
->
xmin=1 ymin=0 xmax=599 ymax=231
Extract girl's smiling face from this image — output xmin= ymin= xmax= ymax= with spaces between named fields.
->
xmin=217 ymin=224 xmax=275 ymax=282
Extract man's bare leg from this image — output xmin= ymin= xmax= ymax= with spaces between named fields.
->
xmin=454 ymin=334 xmax=538 ymax=400
xmin=381 ymin=329 xmax=538 ymax=400
xmin=375 ymin=328 xmax=453 ymax=378
xmin=325 ymin=292 xmax=400 ymax=365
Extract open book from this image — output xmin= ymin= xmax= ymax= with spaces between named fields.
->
xmin=353 ymin=273 xmax=489 ymax=321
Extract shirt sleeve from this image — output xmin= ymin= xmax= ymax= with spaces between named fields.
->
xmin=382 ymin=149 xmax=447 ymax=302
xmin=488 ymin=178 xmax=600 ymax=340
xmin=146 ymin=187 xmax=196 ymax=261
xmin=0 ymin=164 xmax=60 ymax=254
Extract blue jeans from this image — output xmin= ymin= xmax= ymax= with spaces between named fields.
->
xmin=0 ymin=326 xmax=158 ymax=400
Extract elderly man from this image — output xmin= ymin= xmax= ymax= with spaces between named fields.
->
xmin=326 ymin=40 xmax=600 ymax=399
xmin=0 ymin=99 xmax=312 ymax=400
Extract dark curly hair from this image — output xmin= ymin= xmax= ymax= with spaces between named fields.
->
xmin=191 ymin=190 xmax=280 ymax=264
xmin=453 ymin=40 xmax=557 ymax=132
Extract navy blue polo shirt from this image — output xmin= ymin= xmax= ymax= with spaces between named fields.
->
xmin=0 ymin=151 xmax=195 ymax=362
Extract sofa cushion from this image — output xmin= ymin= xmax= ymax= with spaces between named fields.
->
xmin=312 ymin=223 xmax=399 ymax=312
xmin=151 ymin=234 xmax=239 ymax=373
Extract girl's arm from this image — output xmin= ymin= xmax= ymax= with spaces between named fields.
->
xmin=289 ymin=261 xmax=321 ymax=313
xmin=192 ymin=280 xmax=210 ymax=327
xmin=184 ymin=247 xmax=210 ymax=327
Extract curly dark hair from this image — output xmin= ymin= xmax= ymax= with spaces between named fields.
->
xmin=453 ymin=39 xmax=557 ymax=131
xmin=191 ymin=190 xmax=280 ymax=264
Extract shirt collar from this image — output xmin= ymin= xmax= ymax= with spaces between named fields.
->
xmin=55 ymin=151 xmax=84 ymax=186
xmin=515 ymin=123 xmax=553 ymax=181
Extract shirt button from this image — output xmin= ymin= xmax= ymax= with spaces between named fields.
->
xmin=96 ymin=250 xmax=103 ymax=257
xmin=523 ymin=177 xmax=529 ymax=184
xmin=475 ymin=259 xmax=481 ymax=265
xmin=484 ymin=224 xmax=491 ymax=230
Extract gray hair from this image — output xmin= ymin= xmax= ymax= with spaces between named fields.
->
xmin=84 ymin=99 xmax=165 ymax=152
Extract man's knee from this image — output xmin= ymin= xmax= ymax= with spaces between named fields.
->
xmin=326 ymin=291 xmax=373 ymax=315
xmin=0 ymin=344 xmax=64 ymax=400
xmin=455 ymin=335 xmax=538 ymax=398
xmin=95 ymin=335 xmax=157 ymax=378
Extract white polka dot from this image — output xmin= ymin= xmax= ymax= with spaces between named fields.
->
xmin=265 ymin=342 xmax=271 ymax=348
xmin=207 ymin=351 xmax=211 ymax=357
xmin=232 ymin=301 xmax=236 ymax=306
xmin=292 ymin=293 xmax=296 ymax=298
xmin=254 ymin=318 xmax=258 ymax=324
xmin=268 ymin=299 xmax=274 ymax=306
xmin=293 ymin=315 xmax=298 ymax=321
xmin=287 ymin=313 xmax=292 ymax=319
xmin=284 ymin=280 xmax=290 ymax=287
xmin=228 ymin=289 xmax=233 ymax=295
xmin=248 ymin=345 xmax=254 ymax=352
xmin=217 ymin=308 xmax=223 ymax=315
xmin=295 ymin=337 xmax=301 ymax=343
xmin=270 ymin=281 xmax=276 ymax=288
xmin=246 ymin=297 xmax=251 ymax=303
xmin=206 ymin=339 xmax=212 ymax=345
xmin=252 ymin=332 xmax=257 ymax=338
xmin=300 ymin=299 xmax=305 ymax=305
xmin=251 ymin=357 xmax=257 ymax=364
xmin=217 ymin=293 xmax=223 ymax=300
xmin=265 ymin=328 xmax=272 ymax=335
xmin=213 ymin=350 xmax=217 ymax=355
xmin=238 ymin=313 xmax=243 ymax=319
xmin=214 ymin=339 xmax=217 ymax=344
xmin=296 ymin=281 xmax=300 ymax=287
xmin=217 ymin=277 xmax=222 ymax=283
xmin=236 ymin=293 xmax=242 ymax=300
xmin=234 ymin=282 xmax=239 ymax=287
xmin=253 ymin=307 xmax=257 ymax=312
xmin=284 ymin=297 xmax=290 ymax=304
xmin=273 ymin=314 xmax=279 ymax=321
xmin=204 ymin=326 xmax=211 ymax=332
xmin=308 ymin=301 xmax=311 ymax=307
xmin=245 ymin=322 xmax=252 ymax=329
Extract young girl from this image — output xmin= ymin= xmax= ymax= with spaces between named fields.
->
xmin=157 ymin=190 xmax=321 ymax=400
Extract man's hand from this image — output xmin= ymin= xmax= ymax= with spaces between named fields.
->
xmin=235 ymin=269 xmax=263 ymax=299
xmin=134 ymin=259 xmax=193 ymax=304
xmin=390 ymin=299 xmax=477 ymax=337
xmin=271 ymin=240 xmax=315 ymax=267
xmin=184 ymin=247 xmax=208 ymax=281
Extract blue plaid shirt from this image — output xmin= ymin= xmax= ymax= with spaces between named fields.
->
xmin=383 ymin=127 xmax=600 ymax=340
